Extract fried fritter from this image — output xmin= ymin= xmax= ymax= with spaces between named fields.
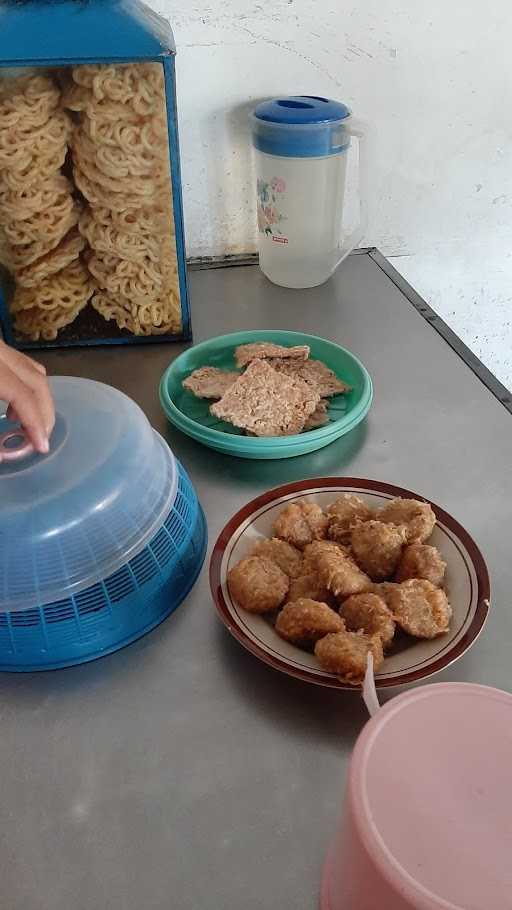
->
xmin=351 ymin=520 xmax=406 ymax=581
xmin=301 ymin=539 xmax=346 ymax=574
xmin=378 ymin=497 xmax=436 ymax=544
xmin=249 ymin=537 xmax=303 ymax=578
xmin=287 ymin=572 xmax=335 ymax=606
xmin=273 ymin=501 xmax=328 ymax=550
xmin=313 ymin=540 xmax=372 ymax=599
xmin=371 ymin=582 xmax=400 ymax=608
xmin=396 ymin=543 xmax=446 ymax=587
xmin=301 ymin=502 xmax=329 ymax=539
xmin=327 ymin=494 xmax=374 ymax=545
xmin=227 ymin=556 xmax=289 ymax=614
xmin=275 ymin=598 xmax=344 ymax=648
xmin=386 ymin=579 xmax=452 ymax=638
xmin=340 ymin=593 xmax=396 ymax=649
xmin=314 ymin=630 xmax=384 ymax=683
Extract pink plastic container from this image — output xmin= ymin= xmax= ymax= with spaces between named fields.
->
xmin=321 ymin=683 xmax=512 ymax=910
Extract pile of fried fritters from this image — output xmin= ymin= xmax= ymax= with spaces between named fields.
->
xmin=227 ymin=493 xmax=452 ymax=685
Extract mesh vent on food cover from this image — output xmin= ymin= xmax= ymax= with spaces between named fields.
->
xmin=0 ymin=461 xmax=206 ymax=671
xmin=0 ymin=376 xmax=178 ymax=611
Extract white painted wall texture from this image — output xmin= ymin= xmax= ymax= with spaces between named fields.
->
xmin=151 ymin=0 xmax=512 ymax=389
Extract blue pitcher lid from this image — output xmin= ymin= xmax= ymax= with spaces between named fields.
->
xmin=254 ymin=96 xmax=350 ymax=125
xmin=252 ymin=96 xmax=351 ymax=158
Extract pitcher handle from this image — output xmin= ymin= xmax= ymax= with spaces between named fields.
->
xmin=333 ymin=117 xmax=368 ymax=270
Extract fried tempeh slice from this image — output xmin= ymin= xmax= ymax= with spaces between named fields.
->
xmin=303 ymin=398 xmax=330 ymax=429
xmin=266 ymin=357 xmax=350 ymax=397
xmin=183 ymin=366 xmax=239 ymax=399
xmin=210 ymin=359 xmax=319 ymax=436
xmin=234 ymin=342 xmax=310 ymax=368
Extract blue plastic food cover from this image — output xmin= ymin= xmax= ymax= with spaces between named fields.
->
xmin=0 ymin=376 xmax=208 ymax=671
xmin=0 ymin=0 xmax=191 ymax=349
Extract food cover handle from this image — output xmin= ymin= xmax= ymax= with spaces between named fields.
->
xmin=0 ymin=426 xmax=34 ymax=463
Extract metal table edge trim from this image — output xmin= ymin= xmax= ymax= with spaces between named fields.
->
xmin=367 ymin=249 xmax=512 ymax=414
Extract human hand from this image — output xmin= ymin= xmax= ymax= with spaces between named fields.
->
xmin=0 ymin=341 xmax=55 ymax=454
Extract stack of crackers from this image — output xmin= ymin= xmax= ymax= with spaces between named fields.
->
xmin=0 ymin=73 xmax=92 ymax=341
xmin=64 ymin=63 xmax=181 ymax=336
xmin=183 ymin=342 xmax=350 ymax=436
xmin=0 ymin=64 xmax=183 ymax=343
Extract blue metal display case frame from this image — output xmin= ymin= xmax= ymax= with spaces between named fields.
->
xmin=0 ymin=0 xmax=192 ymax=348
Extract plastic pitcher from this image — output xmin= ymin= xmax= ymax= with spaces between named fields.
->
xmin=252 ymin=96 xmax=367 ymax=289
xmin=321 ymin=682 xmax=512 ymax=910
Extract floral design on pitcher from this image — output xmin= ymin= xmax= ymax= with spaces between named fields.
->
xmin=257 ymin=177 xmax=287 ymax=239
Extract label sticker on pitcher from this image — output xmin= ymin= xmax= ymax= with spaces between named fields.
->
xmin=257 ymin=177 xmax=288 ymax=242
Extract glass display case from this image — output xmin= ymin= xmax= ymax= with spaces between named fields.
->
xmin=0 ymin=0 xmax=191 ymax=347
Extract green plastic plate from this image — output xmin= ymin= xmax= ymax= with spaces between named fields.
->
xmin=159 ymin=330 xmax=373 ymax=460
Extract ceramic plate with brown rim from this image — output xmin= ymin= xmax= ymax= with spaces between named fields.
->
xmin=210 ymin=478 xmax=491 ymax=690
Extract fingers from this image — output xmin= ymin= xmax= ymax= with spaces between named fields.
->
xmin=0 ymin=343 xmax=54 ymax=438
xmin=21 ymin=369 xmax=54 ymax=438
xmin=0 ymin=343 xmax=47 ymax=377
xmin=0 ymin=363 xmax=49 ymax=454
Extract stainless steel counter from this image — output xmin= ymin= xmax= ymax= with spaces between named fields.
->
xmin=2 ymin=251 xmax=511 ymax=910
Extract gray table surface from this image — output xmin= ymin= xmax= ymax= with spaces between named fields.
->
xmin=2 ymin=251 xmax=511 ymax=910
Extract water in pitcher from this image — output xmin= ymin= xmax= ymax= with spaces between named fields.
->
xmin=256 ymin=150 xmax=348 ymax=289
xmin=252 ymin=96 xmax=366 ymax=289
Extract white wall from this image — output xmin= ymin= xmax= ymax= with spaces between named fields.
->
xmin=152 ymin=0 xmax=512 ymax=390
